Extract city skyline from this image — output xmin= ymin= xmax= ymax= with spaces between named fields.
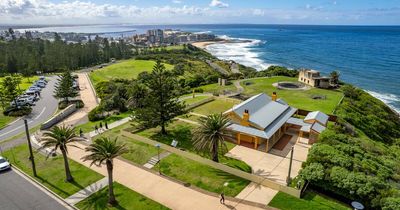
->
xmin=1 ymin=0 xmax=400 ymax=25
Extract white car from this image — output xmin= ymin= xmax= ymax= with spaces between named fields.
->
xmin=0 ymin=156 xmax=11 ymax=171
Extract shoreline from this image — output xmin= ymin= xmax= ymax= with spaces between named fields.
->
xmin=191 ymin=41 xmax=224 ymax=49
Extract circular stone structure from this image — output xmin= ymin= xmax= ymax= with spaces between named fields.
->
xmin=272 ymin=81 xmax=310 ymax=90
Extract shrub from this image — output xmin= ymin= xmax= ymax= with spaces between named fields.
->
xmin=58 ymin=99 xmax=85 ymax=109
xmin=3 ymin=106 xmax=32 ymax=116
xmin=194 ymin=88 xmax=204 ymax=93
xmin=88 ymin=106 xmax=105 ymax=121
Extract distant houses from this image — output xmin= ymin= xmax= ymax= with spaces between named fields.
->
xmin=223 ymin=93 xmax=328 ymax=152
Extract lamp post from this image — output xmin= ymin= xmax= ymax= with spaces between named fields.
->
xmin=155 ymin=143 xmax=161 ymax=175
xmin=24 ymin=119 xmax=37 ymax=177
xmin=286 ymin=146 xmax=294 ymax=186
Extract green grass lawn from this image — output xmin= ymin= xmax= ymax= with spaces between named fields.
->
xmin=154 ymin=154 xmax=250 ymax=197
xmin=89 ymin=60 xmax=173 ymax=85
xmin=75 ymin=111 xmax=131 ymax=133
xmin=182 ymin=95 xmax=211 ymax=105
xmin=191 ymin=99 xmax=238 ymax=115
xmin=241 ymin=77 xmax=343 ymax=114
xmin=179 ymin=113 xmax=203 ymax=122
xmin=76 ymin=182 xmax=170 ymax=210
xmin=269 ymin=191 xmax=350 ymax=210
xmin=199 ymin=82 xmax=237 ymax=94
xmin=94 ymin=120 xmax=251 ymax=197
xmin=2 ymin=144 xmax=103 ymax=198
xmin=0 ymin=75 xmax=39 ymax=91
xmin=93 ymin=123 xmax=162 ymax=165
xmin=0 ymin=111 xmax=15 ymax=128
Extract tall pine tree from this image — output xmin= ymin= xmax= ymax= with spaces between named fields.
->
xmin=133 ymin=61 xmax=186 ymax=134
xmin=54 ymin=71 xmax=78 ymax=103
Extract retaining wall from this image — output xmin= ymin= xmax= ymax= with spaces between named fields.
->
xmin=40 ymin=104 xmax=77 ymax=130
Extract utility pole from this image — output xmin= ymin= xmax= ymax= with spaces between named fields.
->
xmin=24 ymin=119 xmax=37 ymax=177
xmin=286 ymin=146 xmax=294 ymax=186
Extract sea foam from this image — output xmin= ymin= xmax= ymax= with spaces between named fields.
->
xmin=205 ymin=35 xmax=272 ymax=71
xmin=366 ymin=90 xmax=400 ymax=114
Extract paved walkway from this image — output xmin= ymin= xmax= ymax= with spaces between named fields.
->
xmin=59 ymin=73 xmax=98 ymax=126
xmin=65 ymin=177 xmax=109 ymax=205
xmin=66 ymin=142 xmax=268 ymax=210
xmin=226 ymin=133 xmax=310 ymax=185
xmin=89 ymin=117 xmax=131 ymax=138
xmin=236 ymin=183 xmax=278 ymax=205
xmin=176 ymin=117 xmax=200 ymax=125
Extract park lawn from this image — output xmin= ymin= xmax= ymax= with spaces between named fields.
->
xmin=154 ymin=154 xmax=250 ymax=197
xmin=89 ymin=60 xmax=174 ymax=85
xmin=0 ymin=112 xmax=15 ymax=128
xmin=179 ymin=113 xmax=203 ymax=122
xmin=192 ymin=99 xmax=238 ymax=115
xmin=93 ymin=123 xmax=162 ymax=165
xmin=241 ymin=77 xmax=343 ymax=114
xmin=2 ymin=144 xmax=104 ymax=198
xmin=269 ymin=191 xmax=350 ymax=210
xmin=75 ymin=111 xmax=131 ymax=133
xmin=0 ymin=75 xmax=38 ymax=91
xmin=133 ymin=120 xmax=252 ymax=172
xmin=199 ymin=82 xmax=237 ymax=94
xmin=76 ymin=182 xmax=170 ymax=210
xmin=182 ymin=95 xmax=211 ymax=105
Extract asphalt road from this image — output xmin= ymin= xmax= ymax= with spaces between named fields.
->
xmin=0 ymin=76 xmax=58 ymax=142
xmin=0 ymin=169 xmax=69 ymax=210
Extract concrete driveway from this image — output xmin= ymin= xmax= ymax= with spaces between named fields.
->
xmin=0 ymin=76 xmax=58 ymax=141
xmin=226 ymin=133 xmax=311 ymax=185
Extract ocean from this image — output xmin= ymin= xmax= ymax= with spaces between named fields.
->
xmin=12 ymin=24 xmax=400 ymax=113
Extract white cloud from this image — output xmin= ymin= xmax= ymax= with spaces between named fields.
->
xmin=209 ymin=0 xmax=229 ymax=8
xmin=172 ymin=0 xmax=182 ymax=4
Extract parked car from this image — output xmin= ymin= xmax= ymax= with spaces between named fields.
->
xmin=10 ymin=98 xmax=34 ymax=107
xmin=0 ymin=156 xmax=11 ymax=171
xmin=34 ymin=81 xmax=46 ymax=88
xmin=39 ymin=76 xmax=47 ymax=83
xmin=29 ymin=86 xmax=41 ymax=92
xmin=19 ymin=95 xmax=36 ymax=104
xmin=24 ymin=90 xmax=39 ymax=101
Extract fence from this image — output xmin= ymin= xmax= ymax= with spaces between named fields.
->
xmin=121 ymin=130 xmax=301 ymax=198
xmin=185 ymin=97 xmax=215 ymax=111
xmin=40 ymin=104 xmax=77 ymax=130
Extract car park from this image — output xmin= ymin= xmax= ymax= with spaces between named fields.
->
xmin=34 ymin=81 xmax=46 ymax=88
xmin=24 ymin=90 xmax=39 ymax=100
xmin=11 ymin=97 xmax=34 ymax=107
xmin=19 ymin=95 xmax=36 ymax=104
xmin=0 ymin=156 xmax=11 ymax=171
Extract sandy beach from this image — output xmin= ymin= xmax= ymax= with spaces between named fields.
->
xmin=191 ymin=41 xmax=222 ymax=49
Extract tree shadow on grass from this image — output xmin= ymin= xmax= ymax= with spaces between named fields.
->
xmin=78 ymin=188 xmax=125 ymax=210
xmin=35 ymin=175 xmax=72 ymax=197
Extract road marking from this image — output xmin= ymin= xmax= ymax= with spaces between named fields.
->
xmin=35 ymin=107 xmax=46 ymax=120
xmin=0 ymin=120 xmax=33 ymax=138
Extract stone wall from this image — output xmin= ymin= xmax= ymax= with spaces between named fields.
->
xmin=40 ymin=104 xmax=77 ymax=130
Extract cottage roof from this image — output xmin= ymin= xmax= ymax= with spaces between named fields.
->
xmin=304 ymin=111 xmax=329 ymax=125
xmin=311 ymin=122 xmax=326 ymax=133
xmin=226 ymin=93 xmax=297 ymax=139
xmin=229 ymin=93 xmax=296 ymax=129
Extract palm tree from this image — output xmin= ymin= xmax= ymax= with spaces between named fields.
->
xmin=330 ymin=70 xmax=340 ymax=86
xmin=192 ymin=113 xmax=230 ymax=162
xmin=82 ymin=137 xmax=128 ymax=206
xmin=40 ymin=125 xmax=84 ymax=182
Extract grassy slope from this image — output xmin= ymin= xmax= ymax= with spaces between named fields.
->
xmin=89 ymin=60 xmax=174 ymax=85
xmin=192 ymin=99 xmax=238 ymax=115
xmin=182 ymin=95 xmax=211 ymax=105
xmin=199 ymin=82 xmax=236 ymax=94
xmin=2 ymin=144 xmax=103 ymax=198
xmin=269 ymin=191 xmax=350 ymax=210
xmin=76 ymin=182 xmax=170 ymax=210
xmin=241 ymin=77 xmax=343 ymax=114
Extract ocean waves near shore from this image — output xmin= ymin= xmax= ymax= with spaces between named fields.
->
xmin=205 ymin=35 xmax=273 ymax=71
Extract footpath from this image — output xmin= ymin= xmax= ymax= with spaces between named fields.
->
xmin=66 ymin=141 xmax=269 ymax=210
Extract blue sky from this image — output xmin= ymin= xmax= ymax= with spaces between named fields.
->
xmin=1 ymin=0 xmax=399 ymax=25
